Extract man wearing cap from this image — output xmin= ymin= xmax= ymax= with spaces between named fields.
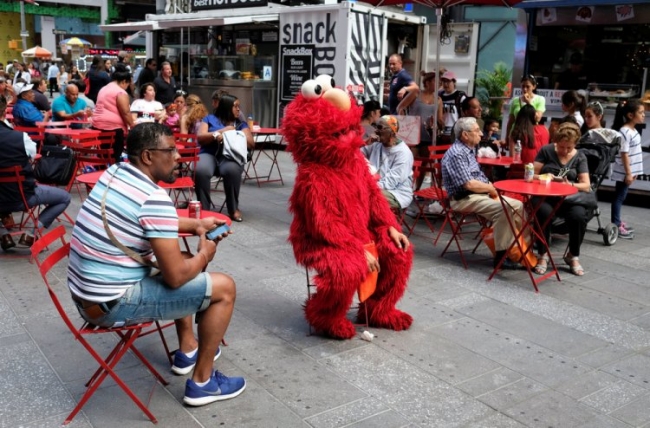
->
xmin=387 ymin=54 xmax=419 ymax=115
xmin=442 ymin=117 xmax=524 ymax=269
xmin=0 ymin=76 xmax=15 ymax=105
xmin=437 ymin=70 xmax=466 ymax=145
xmin=361 ymin=115 xmax=414 ymax=211
xmin=11 ymin=82 xmax=51 ymax=127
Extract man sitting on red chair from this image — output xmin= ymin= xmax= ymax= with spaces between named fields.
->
xmin=0 ymin=95 xmax=71 ymax=251
xmin=67 ymin=122 xmax=246 ymax=407
xmin=441 ymin=117 xmax=524 ymax=269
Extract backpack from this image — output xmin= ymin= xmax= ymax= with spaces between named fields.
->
xmin=33 ymin=145 xmax=77 ymax=186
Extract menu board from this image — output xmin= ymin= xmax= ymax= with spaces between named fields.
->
xmin=280 ymin=44 xmax=314 ymax=102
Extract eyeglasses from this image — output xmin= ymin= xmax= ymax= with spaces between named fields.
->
xmin=147 ymin=147 xmax=178 ymax=155
xmin=175 ymin=90 xmax=187 ymax=96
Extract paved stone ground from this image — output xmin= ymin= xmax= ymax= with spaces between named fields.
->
xmin=1 ymin=150 xmax=650 ymax=428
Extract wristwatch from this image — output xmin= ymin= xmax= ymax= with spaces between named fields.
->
xmin=212 ymin=131 xmax=221 ymax=141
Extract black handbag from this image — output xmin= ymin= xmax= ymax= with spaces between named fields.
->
xmin=34 ymin=145 xmax=77 ymax=186
xmin=560 ymin=153 xmax=597 ymax=209
xmin=563 ymin=191 xmax=598 ymax=209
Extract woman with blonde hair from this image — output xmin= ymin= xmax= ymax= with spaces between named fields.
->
xmin=181 ymin=94 xmax=209 ymax=135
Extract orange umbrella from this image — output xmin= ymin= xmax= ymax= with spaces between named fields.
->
xmin=22 ymin=46 xmax=52 ymax=59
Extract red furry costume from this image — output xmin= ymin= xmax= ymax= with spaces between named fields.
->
xmin=282 ymin=78 xmax=413 ymax=339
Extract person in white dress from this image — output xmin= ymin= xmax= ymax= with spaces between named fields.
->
xmin=131 ymin=83 xmax=167 ymax=124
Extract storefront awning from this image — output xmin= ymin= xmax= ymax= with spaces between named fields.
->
xmin=155 ymin=15 xmax=279 ymax=29
xmin=516 ymin=0 xmax=649 ymax=8
xmin=99 ymin=20 xmax=159 ymax=32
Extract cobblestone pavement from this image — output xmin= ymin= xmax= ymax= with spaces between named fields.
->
xmin=2 ymin=150 xmax=649 ymax=428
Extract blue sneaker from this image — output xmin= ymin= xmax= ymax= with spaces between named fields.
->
xmin=183 ymin=370 xmax=246 ymax=406
xmin=172 ymin=346 xmax=221 ymax=375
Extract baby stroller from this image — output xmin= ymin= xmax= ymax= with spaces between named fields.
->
xmin=553 ymin=128 xmax=621 ymax=245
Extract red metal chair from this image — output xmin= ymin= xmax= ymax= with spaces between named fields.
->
xmin=71 ymin=146 xmax=114 ymax=199
xmin=159 ymin=143 xmax=200 ymax=207
xmin=30 ymin=225 xmax=172 ymax=425
xmin=0 ymin=165 xmax=42 ymax=243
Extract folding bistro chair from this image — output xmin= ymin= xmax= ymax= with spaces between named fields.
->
xmin=0 ymin=166 xmax=42 ymax=244
xmin=72 ymin=146 xmax=115 ymax=199
xmin=159 ymin=142 xmax=199 ymax=207
xmin=31 ymin=226 xmax=172 ymax=425
xmin=437 ymin=196 xmax=490 ymax=269
xmin=405 ymin=160 xmax=447 ymax=237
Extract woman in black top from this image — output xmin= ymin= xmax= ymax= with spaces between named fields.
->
xmin=533 ymin=122 xmax=591 ymax=276
xmin=86 ymin=55 xmax=111 ymax=103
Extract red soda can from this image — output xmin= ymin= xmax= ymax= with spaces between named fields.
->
xmin=188 ymin=201 xmax=201 ymax=219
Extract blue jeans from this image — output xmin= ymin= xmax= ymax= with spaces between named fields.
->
xmin=74 ymin=272 xmax=213 ymax=328
xmin=3 ymin=185 xmax=71 ymax=229
xmin=611 ymin=180 xmax=629 ymax=227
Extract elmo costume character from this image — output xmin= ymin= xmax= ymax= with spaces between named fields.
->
xmin=282 ymin=75 xmax=414 ymax=339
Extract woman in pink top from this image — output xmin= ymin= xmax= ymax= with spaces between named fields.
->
xmin=91 ymin=64 xmax=135 ymax=163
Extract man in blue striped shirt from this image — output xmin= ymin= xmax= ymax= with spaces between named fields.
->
xmin=68 ymin=123 xmax=246 ymax=407
xmin=442 ymin=117 xmax=524 ymax=269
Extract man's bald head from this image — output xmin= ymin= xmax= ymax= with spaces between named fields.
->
xmin=65 ymin=83 xmax=79 ymax=104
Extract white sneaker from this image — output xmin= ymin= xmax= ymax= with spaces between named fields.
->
xmin=427 ymin=201 xmax=443 ymax=215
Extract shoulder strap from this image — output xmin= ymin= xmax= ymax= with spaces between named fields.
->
xmin=101 ymin=166 xmax=159 ymax=268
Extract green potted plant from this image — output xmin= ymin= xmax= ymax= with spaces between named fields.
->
xmin=475 ymin=62 xmax=512 ymax=122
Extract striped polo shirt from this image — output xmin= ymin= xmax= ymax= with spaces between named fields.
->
xmin=68 ymin=163 xmax=178 ymax=302
xmin=611 ymin=127 xmax=644 ymax=181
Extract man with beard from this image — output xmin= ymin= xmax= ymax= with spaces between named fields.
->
xmin=67 ymin=123 xmax=246 ymax=406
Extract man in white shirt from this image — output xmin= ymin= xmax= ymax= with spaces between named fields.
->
xmin=47 ymin=62 xmax=60 ymax=97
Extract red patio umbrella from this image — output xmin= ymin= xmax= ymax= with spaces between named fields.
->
xmin=363 ymin=0 xmax=523 ymax=138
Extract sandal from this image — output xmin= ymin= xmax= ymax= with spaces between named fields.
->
xmin=563 ymin=254 xmax=585 ymax=276
xmin=229 ymin=210 xmax=243 ymax=222
xmin=533 ymin=254 xmax=549 ymax=275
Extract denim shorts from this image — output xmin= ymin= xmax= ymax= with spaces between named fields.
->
xmin=82 ymin=272 xmax=212 ymax=328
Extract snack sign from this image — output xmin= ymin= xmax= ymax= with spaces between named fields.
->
xmin=192 ymin=0 xmax=267 ymax=11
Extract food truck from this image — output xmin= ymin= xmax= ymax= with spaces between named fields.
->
xmin=100 ymin=1 xmax=481 ymax=130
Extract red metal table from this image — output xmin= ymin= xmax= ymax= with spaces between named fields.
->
xmin=245 ymin=127 xmax=285 ymax=187
xmin=76 ymin=170 xmax=104 ymax=187
xmin=477 ymin=156 xmax=515 ymax=167
xmin=176 ymin=209 xmax=232 ymax=253
xmin=489 ymin=179 xmax=577 ymax=292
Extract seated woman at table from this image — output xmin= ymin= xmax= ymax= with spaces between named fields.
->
xmin=180 ymin=94 xmax=209 ymax=135
xmin=130 ymin=83 xmax=167 ymax=124
xmin=195 ymin=94 xmax=254 ymax=222
xmin=533 ymin=122 xmax=590 ymax=277
xmin=509 ymin=104 xmax=548 ymax=164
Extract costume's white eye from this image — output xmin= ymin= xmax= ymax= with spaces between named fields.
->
xmin=301 ymin=79 xmax=322 ymax=99
xmin=315 ymin=74 xmax=334 ymax=92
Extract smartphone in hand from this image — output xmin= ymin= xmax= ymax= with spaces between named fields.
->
xmin=206 ymin=224 xmax=230 ymax=241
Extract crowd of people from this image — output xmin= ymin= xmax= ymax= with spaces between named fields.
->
xmin=0 ymin=45 xmax=646 ymax=417
xmin=377 ymin=52 xmax=645 ymax=277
